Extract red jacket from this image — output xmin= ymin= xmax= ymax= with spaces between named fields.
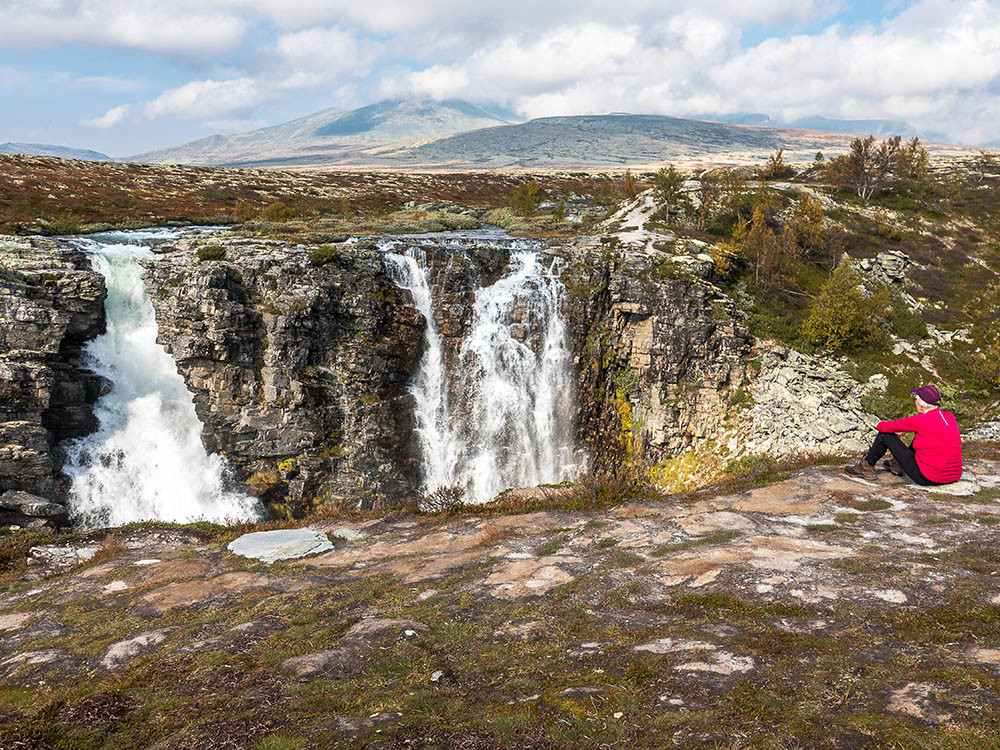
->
xmin=877 ymin=409 xmax=963 ymax=483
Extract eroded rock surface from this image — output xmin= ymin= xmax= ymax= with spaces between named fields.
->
xmin=1 ymin=460 xmax=999 ymax=744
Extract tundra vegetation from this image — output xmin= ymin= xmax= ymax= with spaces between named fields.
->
xmin=643 ymin=139 xmax=999 ymax=426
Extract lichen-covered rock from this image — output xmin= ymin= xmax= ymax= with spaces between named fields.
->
xmin=740 ymin=344 xmax=879 ymax=456
xmin=0 ymin=235 xmax=106 ymax=514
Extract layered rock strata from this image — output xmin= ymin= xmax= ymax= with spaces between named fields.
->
xmin=558 ymin=241 xmax=753 ymax=474
xmin=140 ymin=237 xmax=436 ymax=511
xmin=0 ymin=236 xmax=106 ymax=525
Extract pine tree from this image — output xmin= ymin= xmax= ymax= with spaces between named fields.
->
xmin=801 ymin=261 xmax=890 ymax=350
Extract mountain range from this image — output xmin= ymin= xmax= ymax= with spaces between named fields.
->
xmin=130 ymin=99 xmax=968 ymax=170
xmin=0 ymin=142 xmax=109 ymax=161
xmin=130 ymin=98 xmax=517 ymax=167
xmin=3 ymin=99 xmax=976 ymax=171
xmin=693 ymin=113 xmax=922 ymax=139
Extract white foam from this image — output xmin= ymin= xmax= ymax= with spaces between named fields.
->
xmin=61 ymin=231 xmax=263 ymax=527
xmin=386 ymin=247 xmax=583 ymax=503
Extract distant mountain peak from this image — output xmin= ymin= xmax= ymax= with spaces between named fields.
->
xmin=0 ymin=142 xmax=109 ymax=161
xmin=131 ymin=96 xmax=519 ymax=166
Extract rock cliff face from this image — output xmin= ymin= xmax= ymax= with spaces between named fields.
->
xmin=0 ymin=236 xmax=106 ymax=524
xmin=559 ymin=241 xmax=752 ymax=474
xmin=140 ymin=233 xmax=754 ymax=508
xmin=139 ymin=237 xmax=430 ymax=512
xmin=0 ymin=228 xmax=884 ymax=519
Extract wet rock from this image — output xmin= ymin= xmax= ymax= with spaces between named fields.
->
xmin=227 ymin=528 xmax=333 ymax=564
xmin=561 ymin=239 xmax=752 ymax=470
xmin=140 ymin=236 xmax=432 ymax=510
xmin=0 ymin=490 xmax=66 ymax=517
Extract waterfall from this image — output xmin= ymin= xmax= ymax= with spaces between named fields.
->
xmin=386 ymin=246 xmax=582 ymax=503
xmin=61 ymin=229 xmax=263 ymax=527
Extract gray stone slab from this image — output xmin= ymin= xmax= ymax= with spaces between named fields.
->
xmin=227 ymin=528 xmax=333 ymax=564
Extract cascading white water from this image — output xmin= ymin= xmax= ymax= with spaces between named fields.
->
xmin=386 ymin=245 xmax=582 ymax=502
xmin=61 ymin=229 xmax=263 ymax=527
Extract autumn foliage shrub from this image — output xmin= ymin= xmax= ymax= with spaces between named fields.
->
xmin=801 ymin=261 xmax=890 ymax=351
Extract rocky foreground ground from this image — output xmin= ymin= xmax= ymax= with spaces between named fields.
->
xmin=2 ymin=460 xmax=1000 ymax=748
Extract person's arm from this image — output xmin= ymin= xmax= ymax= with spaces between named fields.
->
xmin=877 ymin=413 xmax=922 ymax=434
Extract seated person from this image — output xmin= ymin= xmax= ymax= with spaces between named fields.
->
xmin=846 ymin=385 xmax=962 ymax=485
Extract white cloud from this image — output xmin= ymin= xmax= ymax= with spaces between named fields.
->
xmin=0 ymin=0 xmax=246 ymax=61
xmin=83 ymin=104 xmax=131 ymax=128
xmin=55 ymin=73 xmax=148 ymax=92
xmin=10 ymin=0 xmax=1000 ymax=145
xmin=270 ymin=26 xmax=379 ymax=89
xmin=207 ymin=0 xmax=835 ymax=33
xmin=143 ymin=78 xmax=262 ymax=120
xmin=392 ymin=0 xmax=1000 ymax=143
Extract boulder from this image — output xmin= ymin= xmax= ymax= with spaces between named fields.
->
xmin=227 ymin=528 xmax=333 ymax=564
xmin=0 ymin=490 xmax=66 ymax=518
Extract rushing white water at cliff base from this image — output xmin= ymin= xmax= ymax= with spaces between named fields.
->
xmin=386 ymin=245 xmax=582 ymax=503
xmin=61 ymin=229 xmax=263 ymax=527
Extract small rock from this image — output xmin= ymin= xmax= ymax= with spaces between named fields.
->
xmin=873 ymin=589 xmax=908 ymax=604
xmin=331 ymin=527 xmax=364 ymax=542
xmin=559 ymin=686 xmax=604 ymax=698
xmin=0 ymin=613 xmax=32 ymax=632
xmin=0 ymin=490 xmax=66 ymax=517
xmin=677 ymin=652 xmax=755 ymax=675
xmin=101 ymin=629 xmax=172 ymax=669
xmin=867 ymin=374 xmax=889 ymax=391
xmin=29 ymin=545 xmax=97 ymax=567
xmin=888 ymin=683 xmax=953 ymax=724
xmin=430 ymin=668 xmax=456 ymax=684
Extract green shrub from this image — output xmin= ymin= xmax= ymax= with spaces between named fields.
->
xmin=261 ymin=201 xmax=294 ymax=222
xmin=511 ymin=181 xmax=543 ymax=216
xmin=196 ymin=245 xmax=226 ymax=262
xmin=308 ymin=244 xmax=340 ymax=266
xmin=888 ymin=291 xmax=928 ymax=341
xmin=801 ymin=262 xmax=890 ymax=351
xmin=232 ymin=199 xmax=258 ymax=223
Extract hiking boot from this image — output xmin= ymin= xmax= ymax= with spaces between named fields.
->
xmin=845 ymin=459 xmax=877 ymax=480
xmin=883 ymin=457 xmax=905 ymax=477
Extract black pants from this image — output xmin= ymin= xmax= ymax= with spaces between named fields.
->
xmin=865 ymin=432 xmax=942 ymax=486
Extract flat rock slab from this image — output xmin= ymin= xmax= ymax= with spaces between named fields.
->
xmin=228 ymin=528 xmax=333 ymax=564
xmin=913 ymin=479 xmax=981 ymax=496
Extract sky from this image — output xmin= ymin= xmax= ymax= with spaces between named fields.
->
xmin=1 ymin=0 xmax=998 ymax=157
